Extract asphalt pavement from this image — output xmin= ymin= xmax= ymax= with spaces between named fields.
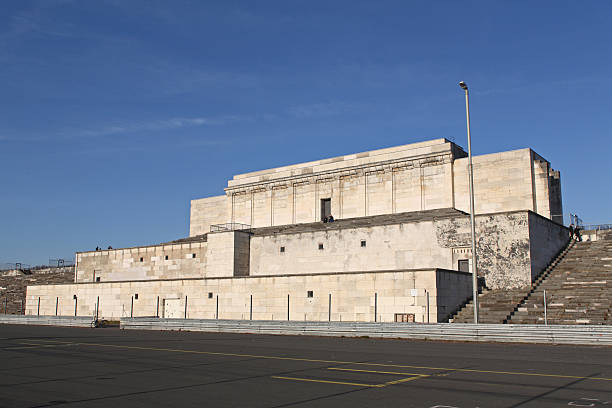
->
xmin=0 ymin=324 xmax=610 ymax=408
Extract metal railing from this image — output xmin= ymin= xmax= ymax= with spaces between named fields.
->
xmin=210 ymin=223 xmax=251 ymax=232
xmin=120 ymin=318 xmax=612 ymax=346
xmin=0 ymin=315 xmax=95 ymax=327
xmin=582 ymin=224 xmax=612 ymax=231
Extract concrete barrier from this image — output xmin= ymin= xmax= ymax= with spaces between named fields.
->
xmin=0 ymin=315 xmax=95 ymax=328
xmin=119 ymin=318 xmax=612 ymax=346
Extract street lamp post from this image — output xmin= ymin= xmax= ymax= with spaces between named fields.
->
xmin=459 ymin=81 xmax=479 ymax=324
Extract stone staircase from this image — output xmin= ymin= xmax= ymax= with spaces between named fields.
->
xmin=0 ymin=267 xmax=74 ymax=314
xmin=508 ymin=235 xmax=612 ymax=325
xmin=450 ymin=238 xmax=576 ymax=324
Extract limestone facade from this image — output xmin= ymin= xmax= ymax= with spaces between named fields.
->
xmin=26 ymin=268 xmax=471 ymax=323
xmin=26 ymin=138 xmax=569 ymax=322
xmin=190 ymin=139 xmax=563 ymax=235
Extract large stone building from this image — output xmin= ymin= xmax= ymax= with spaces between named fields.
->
xmin=26 ymin=139 xmax=569 ymax=323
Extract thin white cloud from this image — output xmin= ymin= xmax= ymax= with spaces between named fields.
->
xmin=287 ymin=101 xmax=362 ymax=119
xmin=73 ymin=115 xmax=247 ymax=138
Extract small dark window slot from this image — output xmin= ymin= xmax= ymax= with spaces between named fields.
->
xmin=361 ymin=240 xmax=366 ymax=247
xmin=192 ymin=253 xmax=196 ymax=258
xmin=134 ymin=294 xmax=138 ymax=300
xmin=96 ymin=277 xmax=101 ymax=282
xmin=165 ymin=255 xmax=169 ymax=260
xmin=280 ymin=246 xmax=285 ymax=253
xmin=208 ymin=292 xmax=213 ymax=299
xmin=307 ymin=290 xmax=314 ymax=298
xmin=139 ymin=257 xmax=144 ymax=262
xmin=318 ymin=243 xmax=324 ymax=250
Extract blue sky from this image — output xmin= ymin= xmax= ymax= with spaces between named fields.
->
xmin=1 ymin=1 xmax=611 ymax=266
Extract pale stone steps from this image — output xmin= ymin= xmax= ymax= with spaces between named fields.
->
xmin=507 ymin=237 xmax=612 ymax=325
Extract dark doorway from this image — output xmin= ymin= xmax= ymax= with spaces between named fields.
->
xmin=458 ymin=259 xmax=470 ymax=272
xmin=320 ymin=198 xmax=331 ymax=221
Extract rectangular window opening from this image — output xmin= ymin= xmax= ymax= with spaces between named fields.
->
xmin=208 ymin=292 xmax=213 ymax=299
xmin=280 ymin=246 xmax=285 ymax=253
xmin=192 ymin=253 xmax=196 ymax=258
xmin=361 ymin=240 xmax=366 ymax=247
xmin=165 ymin=255 xmax=169 ymax=260
xmin=320 ymin=198 xmax=331 ymax=221
xmin=318 ymin=243 xmax=324 ymax=250
xmin=139 ymin=257 xmax=143 ymax=262
xmin=458 ymin=259 xmax=470 ymax=272
xmin=307 ymin=290 xmax=314 ymax=298
xmin=134 ymin=294 xmax=138 ymax=300
xmin=96 ymin=277 xmax=100 ymax=282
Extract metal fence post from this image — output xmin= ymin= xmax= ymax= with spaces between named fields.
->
xmin=4 ymin=297 xmax=7 ymax=314
xmin=184 ymin=295 xmax=188 ymax=319
xmin=250 ymin=295 xmax=252 ymax=320
xmin=544 ymin=289 xmax=548 ymax=326
xmin=37 ymin=297 xmax=40 ymax=316
xmin=374 ymin=293 xmax=377 ymax=322
xmin=55 ymin=297 xmax=58 ymax=316
xmin=216 ymin=295 xmax=219 ymax=319
xmin=74 ymin=297 xmax=77 ymax=317
xmin=131 ymin=296 xmax=134 ymax=318
xmin=156 ymin=296 xmax=159 ymax=318
xmin=96 ymin=296 xmax=99 ymax=321
xmin=328 ymin=293 xmax=331 ymax=322
xmin=287 ymin=294 xmax=290 ymax=321
xmin=426 ymin=291 xmax=430 ymax=324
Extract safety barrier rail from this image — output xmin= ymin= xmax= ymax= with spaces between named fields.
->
xmin=582 ymin=224 xmax=612 ymax=231
xmin=0 ymin=315 xmax=96 ymax=328
xmin=210 ymin=223 xmax=251 ymax=232
xmin=120 ymin=318 xmax=612 ymax=346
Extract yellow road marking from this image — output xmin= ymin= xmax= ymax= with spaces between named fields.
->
xmin=383 ymin=375 xmax=429 ymax=386
xmin=328 ymin=367 xmax=423 ymax=376
xmin=22 ymin=339 xmax=612 ymax=382
xmin=272 ymin=376 xmax=382 ymax=388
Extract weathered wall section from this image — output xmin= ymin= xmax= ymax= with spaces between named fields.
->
xmin=26 ymin=269 xmax=470 ymax=323
xmin=76 ymin=242 xmax=207 ymax=283
xmin=435 ymin=212 xmax=532 ymax=289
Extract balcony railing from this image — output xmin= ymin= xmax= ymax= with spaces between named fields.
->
xmin=210 ymin=223 xmax=251 ymax=233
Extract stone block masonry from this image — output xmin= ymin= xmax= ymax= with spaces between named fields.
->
xmin=190 ymin=139 xmax=563 ymax=235
xmin=26 ymin=269 xmax=471 ymax=323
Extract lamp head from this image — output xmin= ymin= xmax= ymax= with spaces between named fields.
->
xmin=459 ymin=81 xmax=468 ymax=91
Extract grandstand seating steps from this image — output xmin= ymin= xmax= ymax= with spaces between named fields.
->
xmin=450 ymin=234 xmax=611 ymax=325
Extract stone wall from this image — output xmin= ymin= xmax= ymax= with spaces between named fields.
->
xmin=73 ymin=210 xmax=564 ymax=291
xmin=0 ymin=267 xmax=74 ymax=314
xmin=190 ymin=195 xmax=228 ymax=236
xmin=453 ymin=149 xmax=534 ymax=216
xmin=435 ymin=269 xmax=473 ymax=322
xmin=528 ymin=212 xmax=570 ymax=280
xmin=435 ymin=212 xmax=532 ymax=289
xmin=76 ymin=242 xmax=207 ymax=283
xmin=26 ymin=269 xmax=471 ymax=323
xmin=189 ymin=140 xmax=562 ymax=234
xmin=249 ymin=221 xmax=453 ymax=276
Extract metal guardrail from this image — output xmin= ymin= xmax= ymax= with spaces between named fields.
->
xmin=582 ymin=224 xmax=612 ymax=231
xmin=0 ymin=315 xmax=96 ymax=328
xmin=120 ymin=319 xmax=612 ymax=346
xmin=210 ymin=223 xmax=251 ymax=232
